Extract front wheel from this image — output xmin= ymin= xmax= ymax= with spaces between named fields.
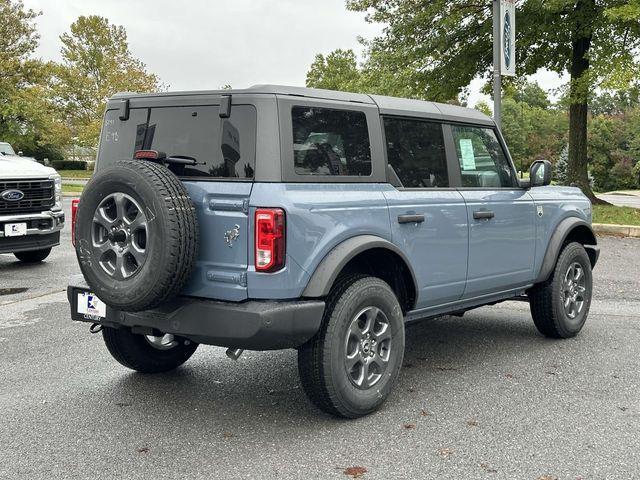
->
xmin=14 ymin=248 xmax=52 ymax=263
xmin=528 ymin=242 xmax=593 ymax=338
xmin=102 ymin=327 xmax=198 ymax=373
xmin=298 ymin=275 xmax=405 ymax=418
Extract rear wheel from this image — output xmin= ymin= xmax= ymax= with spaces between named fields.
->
xmin=102 ymin=327 xmax=198 ymax=373
xmin=529 ymin=242 xmax=593 ymax=338
xmin=298 ymin=275 xmax=405 ymax=418
xmin=14 ymin=248 xmax=52 ymax=263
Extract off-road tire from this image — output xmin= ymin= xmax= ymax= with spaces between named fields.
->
xmin=74 ymin=160 xmax=198 ymax=311
xmin=529 ymin=242 xmax=593 ymax=338
xmin=298 ymin=275 xmax=405 ymax=418
xmin=102 ymin=327 xmax=198 ymax=373
xmin=14 ymin=248 xmax=51 ymax=263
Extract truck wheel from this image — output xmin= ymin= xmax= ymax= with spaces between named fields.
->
xmin=298 ymin=275 xmax=405 ymax=418
xmin=74 ymin=160 xmax=198 ymax=312
xmin=14 ymin=248 xmax=52 ymax=263
xmin=102 ymin=327 xmax=198 ymax=373
xmin=528 ymin=242 xmax=593 ymax=338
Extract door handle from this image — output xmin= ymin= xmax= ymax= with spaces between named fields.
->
xmin=473 ymin=210 xmax=495 ymax=220
xmin=398 ymin=214 xmax=425 ymax=224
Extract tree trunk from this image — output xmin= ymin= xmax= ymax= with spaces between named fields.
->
xmin=567 ymin=0 xmax=604 ymax=204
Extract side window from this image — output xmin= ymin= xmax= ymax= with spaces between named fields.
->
xmin=292 ymin=106 xmax=371 ymax=176
xmin=451 ymin=125 xmax=517 ymax=188
xmin=383 ymin=117 xmax=448 ymax=188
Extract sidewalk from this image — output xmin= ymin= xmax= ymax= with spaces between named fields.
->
xmin=597 ymin=191 xmax=640 ymax=209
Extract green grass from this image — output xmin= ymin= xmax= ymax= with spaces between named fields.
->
xmin=58 ymin=169 xmax=92 ymax=179
xmin=62 ymin=183 xmax=84 ymax=194
xmin=593 ymin=204 xmax=640 ymax=226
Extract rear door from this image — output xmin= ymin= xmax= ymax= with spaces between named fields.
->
xmin=448 ymin=124 xmax=536 ymax=297
xmin=382 ymin=117 xmax=468 ymax=308
xmin=97 ymin=100 xmax=258 ymax=301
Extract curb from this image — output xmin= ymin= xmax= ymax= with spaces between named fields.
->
xmin=62 ymin=193 xmax=82 ymax=198
xmin=593 ymin=223 xmax=640 ymax=238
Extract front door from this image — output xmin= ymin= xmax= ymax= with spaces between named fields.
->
xmin=449 ymin=124 xmax=536 ymax=298
xmin=382 ymin=117 xmax=468 ymax=309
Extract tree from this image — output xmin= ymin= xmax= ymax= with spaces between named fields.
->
xmin=307 ymin=49 xmax=362 ymax=92
xmin=324 ymin=0 xmax=640 ymax=202
xmin=54 ymin=16 xmax=162 ymax=147
xmin=500 ymin=82 xmax=568 ymax=172
xmin=0 ymin=0 xmax=67 ymax=157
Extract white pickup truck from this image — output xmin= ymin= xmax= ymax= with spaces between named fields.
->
xmin=0 ymin=142 xmax=64 ymax=263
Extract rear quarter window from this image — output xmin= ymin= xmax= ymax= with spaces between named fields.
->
xmin=291 ymin=106 xmax=371 ymax=176
xmin=97 ymin=104 xmax=257 ymax=180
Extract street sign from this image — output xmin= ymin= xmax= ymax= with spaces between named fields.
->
xmin=500 ymin=0 xmax=516 ymax=76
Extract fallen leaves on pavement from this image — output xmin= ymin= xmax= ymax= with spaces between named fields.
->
xmin=343 ymin=466 xmax=367 ymax=478
xmin=437 ymin=447 xmax=454 ymax=458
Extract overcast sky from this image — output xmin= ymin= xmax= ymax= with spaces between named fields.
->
xmin=23 ymin=0 xmax=564 ymax=107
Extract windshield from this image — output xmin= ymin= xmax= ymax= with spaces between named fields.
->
xmin=97 ymin=105 xmax=257 ymax=179
xmin=0 ymin=143 xmax=16 ymax=155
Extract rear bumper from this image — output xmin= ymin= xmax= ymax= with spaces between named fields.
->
xmin=67 ymin=275 xmax=325 ymax=350
xmin=0 ymin=210 xmax=64 ymax=254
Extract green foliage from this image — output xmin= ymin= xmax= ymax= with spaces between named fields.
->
xmin=500 ymin=82 xmax=568 ymax=171
xmin=51 ymin=160 xmax=87 ymax=170
xmin=0 ymin=1 xmax=68 ymax=157
xmin=588 ymin=107 xmax=640 ymax=191
xmin=308 ymin=0 xmax=640 ymax=200
xmin=307 ymin=49 xmax=362 ymax=92
xmin=474 ymin=100 xmax=492 ymax=116
xmin=555 ymin=145 xmax=569 ymax=184
xmin=0 ymin=3 xmax=162 ymax=158
xmin=53 ymin=15 xmax=162 ymax=147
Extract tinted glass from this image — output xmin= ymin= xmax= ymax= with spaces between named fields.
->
xmin=97 ymin=105 xmax=257 ymax=179
xmin=383 ymin=117 xmax=448 ymax=188
xmin=292 ymin=106 xmax=371 ymax=176
xmin=0 ymin=143 xmax=16 ymax=155
xmin=451 ymin=125 xmax=517 ymax=188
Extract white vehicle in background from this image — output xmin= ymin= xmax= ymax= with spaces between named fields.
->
xmin=0 ymin=142 xmax=64 ymax=263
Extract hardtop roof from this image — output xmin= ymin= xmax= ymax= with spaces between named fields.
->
xmin=111 ymin=84 xmax=494 ymax=125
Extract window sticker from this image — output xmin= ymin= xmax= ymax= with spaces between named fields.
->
xmin=459 ymin=139 xmax=476 ymax=170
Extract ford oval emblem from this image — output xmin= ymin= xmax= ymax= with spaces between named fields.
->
xmin=0 ymin=189 xmax=25 ymax=202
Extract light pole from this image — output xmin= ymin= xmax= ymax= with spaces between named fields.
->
xmin=493 ymin=0 xmax=501 ymax=129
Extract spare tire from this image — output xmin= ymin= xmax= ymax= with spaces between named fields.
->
xmin=75 ymin=160 xmax=199 ymax=311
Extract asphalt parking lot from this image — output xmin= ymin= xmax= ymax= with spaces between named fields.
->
xmin=1 ymin=202 xmax=639 ymax=480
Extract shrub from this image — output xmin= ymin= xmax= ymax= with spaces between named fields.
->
xmin=554 ymin=145 xmax=568 ymax=185
xmin=608 ymin=157 xmax=638 ymax=190
xmin=51 ymin=160 xmax=87 ymax=170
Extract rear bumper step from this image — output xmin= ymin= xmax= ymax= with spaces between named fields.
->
xmin=67 ymin=275 xmax=325 ymax=350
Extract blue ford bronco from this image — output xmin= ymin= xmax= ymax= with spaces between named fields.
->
xmin=68 ymin=85 xmax=599 ymax=418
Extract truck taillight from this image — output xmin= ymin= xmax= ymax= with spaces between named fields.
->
xmin=255 ymin=208 xmax=285 ymax=272
xmin=71 ymin=199 xmax=80 ymax=247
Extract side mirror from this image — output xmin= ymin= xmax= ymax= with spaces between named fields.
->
xmin=18 ymin=151 xmax=23 ymax=156
xmin=529 ymin=159 xmax=552 ymax=187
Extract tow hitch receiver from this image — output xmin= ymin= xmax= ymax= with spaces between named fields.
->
xmin=225 ymin=348 xmax=244 ymax=361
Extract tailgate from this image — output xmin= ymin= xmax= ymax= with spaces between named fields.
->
xmin=181 ymin=181 xmax=252 ymax=301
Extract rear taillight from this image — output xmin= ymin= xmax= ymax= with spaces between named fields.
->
xmin=71 ymin=199 xmax=80 ymax=247
xmin=255 ymin=208 xmax=285 ymax=272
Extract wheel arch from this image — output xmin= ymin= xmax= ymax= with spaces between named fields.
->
xmin=302 ymin=235 xmax=418 ymax=313
xmin=536 ymin=217 xmax=599 ymax=283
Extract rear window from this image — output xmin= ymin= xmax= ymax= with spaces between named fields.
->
xmin=98 ymin=105 xmax=257 ymax=179
xmin=292 ymin=106 xmax=371 ymax=176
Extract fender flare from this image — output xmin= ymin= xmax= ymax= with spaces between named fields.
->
xmin=535 ymin=217 xmax=599 ymax=283
xmin=302 ymin=235 xmax=418 ymax=299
